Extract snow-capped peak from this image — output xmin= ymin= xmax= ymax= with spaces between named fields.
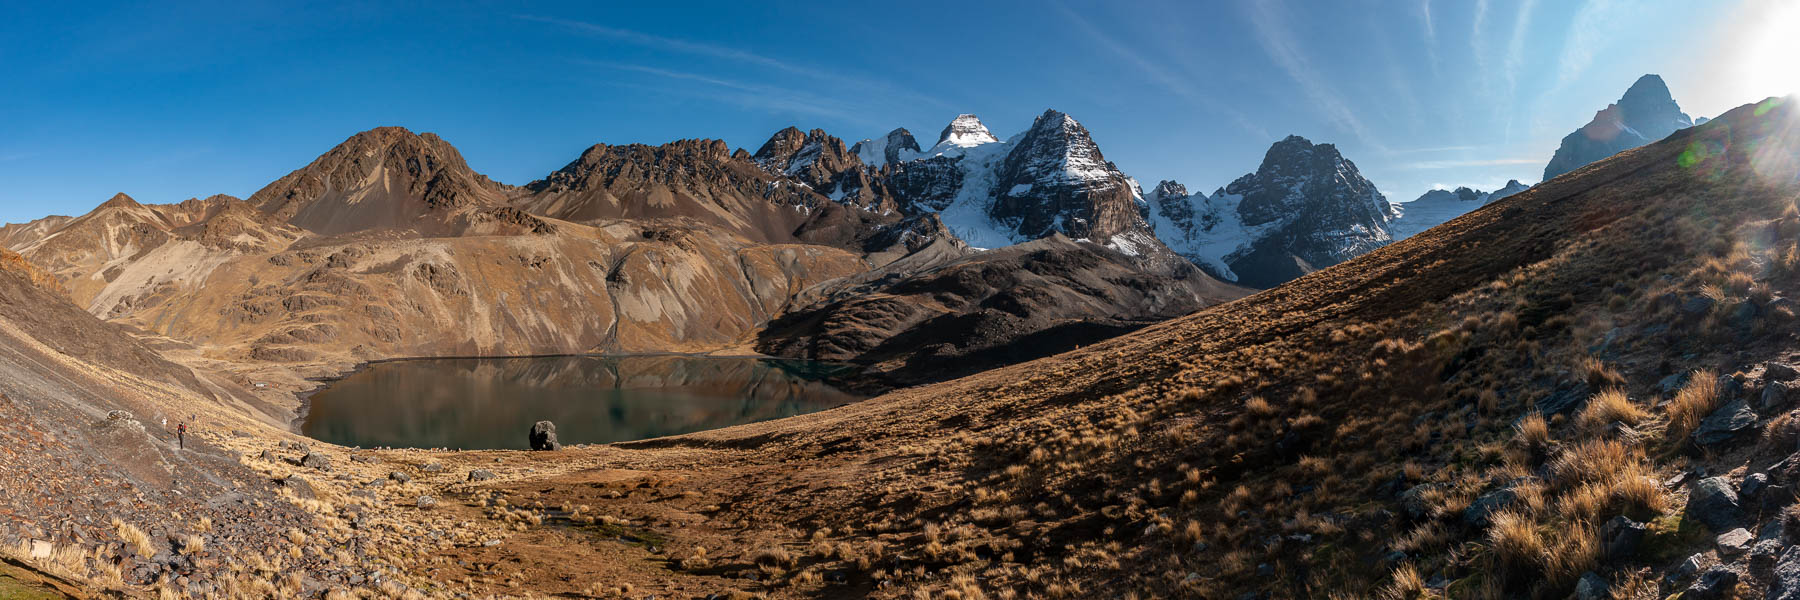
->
xmin=935 ymin=114 xmax=999 ymax=149
xmin=851 ymin=128 xmax=922 ymax=166
xmin=1149 ymin=180 xmax=1190 ymax=202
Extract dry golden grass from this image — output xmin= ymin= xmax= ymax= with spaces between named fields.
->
xmin=1577 ymin=357 xmax=1627 ymax=390
xmin=1486 ymin=511 xmax=1544 ymax=585
xmin=1666 ymin=370 xmax=1720 ymax=438
xmin=1577 ymin=389 xmax=1648 ymax=428
xmin=1378 ymin=564 xmax=1433 ymax=600
xmin=112 ymin=518 xmax=155 ymax=558
xmin=1514 ymin=414 xmax=1551 ymax=458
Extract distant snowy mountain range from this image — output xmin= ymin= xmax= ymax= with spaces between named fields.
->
xmin=741 ymin=73 xmax=1700 ymax=288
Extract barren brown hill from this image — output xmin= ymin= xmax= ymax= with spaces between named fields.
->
xmin=12 ymin=193 xmax=304 ymax=319
xmin=248 ymin=127 xmax=512 ymax=237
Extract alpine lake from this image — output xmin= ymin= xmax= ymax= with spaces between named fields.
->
xmin=300 ymin=355 xmax=864 ymax=450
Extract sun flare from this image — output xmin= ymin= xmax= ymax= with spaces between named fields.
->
xmin=1740 ymin=0 xmax=1800 ymax=98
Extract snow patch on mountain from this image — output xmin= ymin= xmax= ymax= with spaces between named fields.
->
xmin=1388 ymin=180 xmax=1530 ymax=239
xmin=852 ymin=128 xmax=922 ymax=166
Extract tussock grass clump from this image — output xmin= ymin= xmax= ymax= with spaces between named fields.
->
xmin=1514 ymin=414 xmax=1552 ymax=460
xmin=1578 ymin=357 xmax=1627 ymax=391
xmin=1666 ymin=370 xmax=1720 ymax=438
xmin=1547 ymin=439 xmax=1633 ymax=491
xmin=1486 ymin=511 xmax=1545 ymax=584
xmin=751 ymin=546 xmax=794 ymax=568
xmin=112 ymin=518 xmax=155 ymax=558
xmin=1578 ymin=389 xmax=1648 ymax=428
xmin=1378 ymin=563 xmax=1433 ymax=600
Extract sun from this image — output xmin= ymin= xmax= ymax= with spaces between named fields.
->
xmin=1740 ymin=0 xmax=1800 ymax=99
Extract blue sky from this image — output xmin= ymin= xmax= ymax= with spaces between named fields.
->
xmin=2 ymin=0 xmax=1796 ymax=225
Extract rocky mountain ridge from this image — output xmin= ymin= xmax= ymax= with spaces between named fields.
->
xmin=1143 ymin=135 xmax=1398 ymax=288
xmin=1543 ymin=74 xmax=1694 ymax=181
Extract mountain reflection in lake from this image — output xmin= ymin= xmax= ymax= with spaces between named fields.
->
xmin=300 ymin=356 xmax=864 ymax=449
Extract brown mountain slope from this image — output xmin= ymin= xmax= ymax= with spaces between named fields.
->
xmin=424 ymin=98 xmax=1800 ymax=598
xmin=249 ymin=127 xmax=511 ymax=236
xmin=0 ymin=214 xmax=73 ymax=250
xmin=759 ymin=233 xmax=1248 ymax=387
xmin=102 ymin=218 xmax=864 ymax=367
xmin=0 ymin=247 xmax=331 ymax=590
xmin=511 ymin=138 xmax=884 ymax=246
xmin=14 ymin=193 xmax=304 ymax=318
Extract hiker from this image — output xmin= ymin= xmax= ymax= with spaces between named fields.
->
xmin=177 ymin=422 xmax=186 ymax=449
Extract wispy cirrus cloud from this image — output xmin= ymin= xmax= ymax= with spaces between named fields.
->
xmin=1418 ymin=0 xmax=1440 ymax=70
xmin=1470 ymin=0 xmax=1490 ymax=81
xmin=1555 ymin=0 xmax=1626 ymax=86
xmin=1501 ymin=0 xmax=1540 ymax=140
xmin=579 ymin=61 xmax=882 ymax=127
xmin=1051 ymin=2 xmax=1271 ymax=140
xmin=518 ymin=14 xmax=950 ymax=113
xmin=1246 ymin=0 xmax=1383 ymax=151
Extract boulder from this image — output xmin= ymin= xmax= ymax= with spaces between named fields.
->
xmin=1768 ymin=485 xmax=1798 ymax=513
xmin=1693 ymin=399 xmax=1758 ymax=446
xmin=1687 ymin=477 xmax=1742 ymax=532
xmin=1744 ymin=473 xmax=1771 ymax=500
xmin=300 ymin=452 xmax=333 ymax=471
xmin=529 ymin=421 xmax=561 ymax=451
xmin=1464 ymin=480 xmax=1532 ymax=528
xmin=1754 ymin=540 xmax=1786 ymax=576
xmin=421 ymin=462 xmax=443 ymax=473
xmin=1659 ymin=372 xmax=1691 ymax=395
xmin=1668 ymin=552 xmax=1706 ymax=585
xmin=388 ymin=471 xmax=411 ymax=484
xmin=1602 ymin=515 xmax=1647 ymax=560
xmin=1718 ymin=528 xmax=1753 ymax=556
xmin=1682 ymin=294 xmax=1718 ymax=316
xmin=1774 ymin=545 xmax=1800 ymax=600
xmin=1399 ymin=483 xmax=1446 ymax=521
xmin=1769 ymin=381 xmax=1800 ymax=412
xmin=1574 ymin=572 xmax=1608 ymax=600
xmin=350 ymin=454 xmax=379 ymax=464
xmin=1535 ymin=384 xmax=1591 ymax=418
xmin=416 ymin=496 xmax=437 ymax=509
xmin=1685 ymin=565 xmax=1739 ymax=600
xmin=277 ymin=476 xmax=316 ymax=500
xmin=467 ymin=469 xmax=496 ymax=482
xmin=1772 ymin=362 xmax=1800 ymax=382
